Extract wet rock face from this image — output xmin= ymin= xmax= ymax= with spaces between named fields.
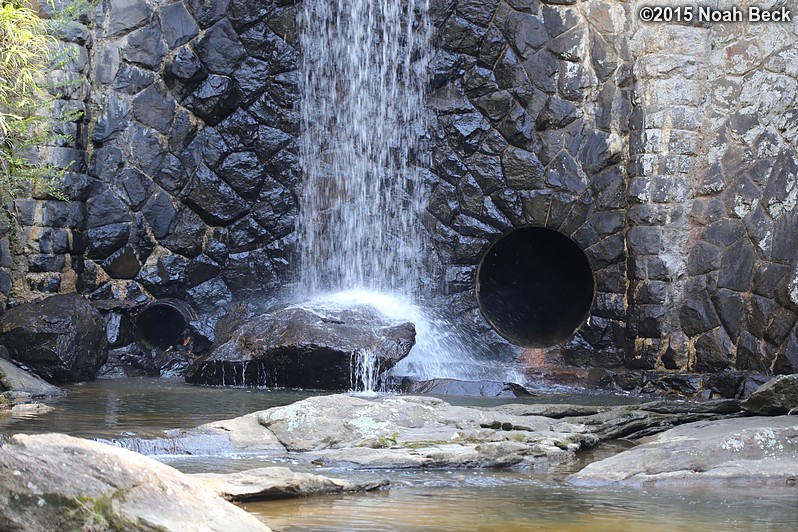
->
xmin=185 ymin=305 xmax=415 ymax=389
xmin=77 ymin=0 xmax=300 ymax=314
xmin=0 ymin=294 xmax=108 ymax=383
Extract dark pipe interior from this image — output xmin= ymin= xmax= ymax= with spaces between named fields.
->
xmin=476 ymin=227 xmax=595 ymax=348
xmin=135 ymin=304 xmax=188 ymax=350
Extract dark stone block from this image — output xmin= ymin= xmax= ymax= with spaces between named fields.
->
xmin=257 ymin=126 xmax=293 ymax=160
xmin=228 ymin=0 xmax=270 ymax=28
xmin=712 ymin=288 xmax=745 ymax=342
xmin=590 ymin=33 xmax=619 ymax=82
xmin=626 ymin=226 xmax=663 ymax=255
xmin=632 ymin=304 xmax=665 ymax=338
xmin=501 ymin=147 xmax=544 ymax=189
xmin=764 ymin=308 xmax=797 ymax=346
xmin=545 ymin=151 xmax=586 ymax=194
xmin=185 ymin=0 xmax=229 ymax=28
xmin=194 ymin=18 xmax=247 ymax=75
xmin=457 ymin=0 xmax=499 ymax=26
xmin=753 ymin=262 xmax=789 ymax=299
xmin=680 ymin=291 xmax=720 ymax=337
xmin=240 ymin=22 xmax=298 ymax=73
xmin=472 ymin=90 xmax=514 ymax=122
xmin=541 ymin=4 xmax=579 ymax=37
xmin=216 ymin=109 xmax=260 ymax=151
xmin=101 ymin=246 xmax=141 ymax=279
xmin=547 ymin=27 xmax=586 ymax=62
xmin=748 ymin=295 xmax=777 ymax=338
xmin=107 ymin=0 xmax=151 ymax=37
xmin=687 ymin=240 xmax=721 ymax=275
xmin=693 ymin=328 xmax=734 ymax=373
xmin=164 ymin=45 xmax=208 ymax=101
xmin=222 ymin=250 xmax=278 ymax=298
xmin=232 ymin=57 xmax=271 ymax=102
xmin=504 ymin=11 xmax=547 ymax=59
xmin=181 ymin=164 xmax=248 ymax=225
xmin=132 ymin=83 xmax=176 ymax=134
xmin=119 ymin=168 xmax=154 ymax=211
xmin=427 ymin=181 xmax=458 ymax=225
xmin=591 ymin=166 xmax=625 ymax=210
xmin=478 ymin=24 xmax=505 ymax=68
xmin=123 ymin=18 xmax=167 ymax=69
xmin=92 ymin=93 xmax=130 ymax=143
xmin=136 ymin=248 xmax=189 ymax=298
xmin=86 ymin=223 xmax=130 ymax=260
xmin=132 ymin=213 xmax=156 ymax=262
xmin=169 ymin=108 xmax=198 ymax=154
xmin=141 ymin=190 xmax=177 ymax=240
xmin=153 ymin=153 xmax=189 ymax=195
xmin=522 ymin=50 xmax=559 ymax=94
xmin=186 ymin=277 xmax=232 ymax=315
xmin=735 ymin=331 xmax=769 ymax=371
xmin=184 ymin=74 xmax=239 ymax=125
xmin=439 ymin=16 xmax=484 ymax=55
xmin=158 ymin=1 xmax=199 ymax=48
xmin=216 ymin=151 xmax=265 ymax=200
xmin=466 ymin=153 xmax=504 ymax=194
xmin=771 ymin=211 xmax=798 ymax=263
xmin=265 ymin=148 xmax=300 ymax=188
xmin=440 ymin=112 xmax=490 ymax=156
xmin=536 ymin=96 xmax=579 ymax=129
xmin=28 ymin=254 xmax=66 ymax=273
xmin=228 ymin=216 xmax=269 ymax=252
xmin=717 ymin=238 xmax=756 ymax=292
xmin=496 ymin=102 xmax=535 ymax=147
xmin=588 ymin=233 xmax=625 ymax=269
xmin=774 ymin=332 xmax=798 ymax=374
xmin=186 ymin=254 xmax=220 ymax=288
xmin=86 ymin=189 xmax=133 ymax=229
xmin=494 ymin=47 xmax=530 ymax=89
xmin=128 ymin=124 xmax=167 ymax=177
xmin=112 ymin=63 xmax=156 ymax=95
xmin=252 ymin=178 xmax=296 ymax=239
xmin=702 ymin=219 xmax=744 ymax=247
xmin=265 ymin=4 xmax=297 ymax=47
xmin=579 ymin=131 xmax=621 ymax=175
xmin=161 ymin=207 xmax=206 ymax=259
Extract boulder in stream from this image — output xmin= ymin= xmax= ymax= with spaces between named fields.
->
xmin=0 ymin=294 xmax=108 ymax=383
xmin=740 ymin=374 xmax=798 ymax=415
xmin=0 ymin=348 xmax=65 ymax=399
xmin=190 ymin=467 xmax=388 ymax=501
xmin=569 ymin=416 xmax=798 ymax=487
xmin=185 ymin=305 xmax=415 ymax=389
xmin=0 ymin=433 xmax=269 ymax=531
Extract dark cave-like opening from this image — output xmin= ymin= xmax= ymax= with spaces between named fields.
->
xmin=476 ymin=227 xmax=595 ymax=348
xmin=135 ymin=300 xmax=192 ymax=350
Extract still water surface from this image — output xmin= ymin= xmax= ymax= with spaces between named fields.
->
xmin=2 ymin=378 xmax=796 ymax=531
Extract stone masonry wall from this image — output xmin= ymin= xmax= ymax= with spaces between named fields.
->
xmin=4 ymin=0 xmax=797 ymax=379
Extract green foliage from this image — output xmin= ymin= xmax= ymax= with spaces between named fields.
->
xmin=0 ymin=0 xmax=80 ymax=207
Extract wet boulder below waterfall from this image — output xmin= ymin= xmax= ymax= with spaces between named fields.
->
xmin=185 ymin=305 xmax=415 ymax=389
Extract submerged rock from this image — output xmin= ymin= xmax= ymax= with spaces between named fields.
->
xmin=0 ymin=294 xmax=108 ymax=383
xmin=399 ymin=378 xmax=534 ymax=398
xmin=740 ymin=374 xmax=798 ymax=415
xmin=190 ymin=467 xmax=388 ymax=501
xmin=569 ymin=416 xmax=798 ymax=487
xmin=0 ymin=433 xmax=269 ymax=531
xmin=185 ymin=305 xmax=415 ymax=389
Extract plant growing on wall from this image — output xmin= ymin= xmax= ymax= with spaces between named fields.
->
xmin=0 ymin=0 xmax=77 ymax=209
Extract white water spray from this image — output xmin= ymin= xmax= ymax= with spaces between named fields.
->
xmin=296 ymin=1 xmax=521 ymax=386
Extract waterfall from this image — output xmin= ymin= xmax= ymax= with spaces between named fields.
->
xmin=297 ymin=0 xmax=431 ymax=295
xmin=296 ymin=1 xmax=519 ymax=384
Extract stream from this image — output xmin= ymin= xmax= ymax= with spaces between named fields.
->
xmin=2 ymin=378 xmax=796 ymax=531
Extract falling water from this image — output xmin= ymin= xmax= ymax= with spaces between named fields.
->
xmin=296 ymin=1 xmax=519 ymax=384
xmin=297 ymin=0 xmax=431 ymax=295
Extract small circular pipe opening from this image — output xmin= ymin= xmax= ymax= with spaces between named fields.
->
xmin=135 ymin=299 xmax=196 ymax=350
xmin=476 ymin=227 xmax=595 ymax=348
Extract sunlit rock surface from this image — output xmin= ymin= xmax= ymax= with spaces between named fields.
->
xmin=0 ymin=433 xmax=269 ymax=531
xmin=741 ymin=374 xmax=798 ymax=415
xmin=569 ymin=416 xmax=798 ymax=487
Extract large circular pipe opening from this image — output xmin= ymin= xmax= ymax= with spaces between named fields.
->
xmin=476 ymin=227 xmax=595 ymax=348
xmin=135 ymin=299 xmax=195 ymax=350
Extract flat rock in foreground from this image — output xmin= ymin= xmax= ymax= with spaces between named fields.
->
xmin=0 ymin=433 xmax=269 ymax=531
xmin=569 ymin=416 xmax=798 ymax=487
xmin=190 ymin=467 xmax=388 ymax=501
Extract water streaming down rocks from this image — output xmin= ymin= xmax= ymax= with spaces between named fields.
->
xmin=295 ymin=0 xmax=498 ymax=384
